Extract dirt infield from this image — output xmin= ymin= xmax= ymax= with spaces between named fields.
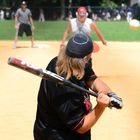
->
xmin=0 ymin=40 xmax=140 ymax=140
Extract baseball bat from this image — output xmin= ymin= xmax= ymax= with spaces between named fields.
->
xmin=7 ymin=57 xmax=123 ymax=109
xmin=7 ymin=57 xmax=98 ymax=97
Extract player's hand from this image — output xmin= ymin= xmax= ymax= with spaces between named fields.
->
xmin=60 ymin=43 xmax=65 ymax=48
xmin=107 ymin=92 xmax=123 ymax=109
xmin=32 ymin=25 xmax=35 ymax=31
xmin=96 ymin=93 xmax=110 ymax=108
xmin=102 ymin=40 xmax=107 ymax=46
xmin=15 ymin=25 xmax=19 ymax=30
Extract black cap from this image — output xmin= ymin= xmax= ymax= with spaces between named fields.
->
xmin=66 ymin=33 xmax=93 ymax=58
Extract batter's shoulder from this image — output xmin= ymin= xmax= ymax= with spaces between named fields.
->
xmin=46 ymin=57 xmax=57 ymax=72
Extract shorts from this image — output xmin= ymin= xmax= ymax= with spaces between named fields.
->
xmin=18 ymin=23 xmax=32 ymax=37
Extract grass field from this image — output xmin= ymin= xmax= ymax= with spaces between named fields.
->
xmin=0 ymin=20 xmax=140 ymax=41
xmin=0 ymin=19 xmax=140 ymax=140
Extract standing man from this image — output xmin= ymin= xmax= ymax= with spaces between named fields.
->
xmin=39 ymin=8 xmax=45 ymax=22
xmin=13 ymin=1 xmax=35 ymax=49
xmin=0 ymin=9 xmax=4 ymax=20
xmin=61 ymin=7 xmax=107 ymax=48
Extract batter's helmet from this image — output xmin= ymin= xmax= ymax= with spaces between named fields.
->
xmin=66 ymin=33 xmax=93 ymax=58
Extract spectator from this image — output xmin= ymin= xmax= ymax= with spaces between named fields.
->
xmin=104 ymin=11 xmax=111 ymax=21
xmin=39 ymin=8 xmax=45 ymax=22
xmin=87 ymin=5 xmax=93 ymax=19
xmin=0 ymin=9 xmax=4 ymax=20
xmin=11 ymin=10 xmax=15 ymax=19
xmin=5 ymin=9 xmax=10 ymax=19
xmin=126 ymin=11 xmax=132 ymax=22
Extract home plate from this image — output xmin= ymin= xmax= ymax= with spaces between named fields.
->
xmin=33 ymin=44 xmax=49 ymax=48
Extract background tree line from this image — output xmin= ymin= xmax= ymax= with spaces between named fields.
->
xmin=0 ymin=0 xmax=139 ymax=20
xmin=0 ymin=0 xmax=133 ymax=7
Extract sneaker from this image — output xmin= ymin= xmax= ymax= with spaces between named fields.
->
xmin=12 ymin=44 xmax=16 ymax=49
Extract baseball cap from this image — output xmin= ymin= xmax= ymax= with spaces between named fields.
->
xmin=21 ymin=1 xmax=26 ymax=5
xmin=77 ymin=7 xmax=87 ymax=16
xmin=66 ymin=33 xmax=93 ymax=58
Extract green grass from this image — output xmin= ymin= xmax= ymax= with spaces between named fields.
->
xmin=0 ymin=20 xmax=140 ymax=41
xmin=95 ymin=21 xmax=140 ymax=41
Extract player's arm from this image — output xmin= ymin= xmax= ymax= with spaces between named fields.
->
xmin=87 ymin=77 xmax=112 ymax=94
xmin=29 ymin=16 xmax=35 ymax=30
xmin=28 ymin=9 xmax=35 ymax=30
xmin=15 ymin=16 xmax=18 ymax=29
xmin=76 ymin=78 xmax=110 ymax=134
xmin=90 ymin=22 xmax=107 ymax=45
xmin=61 ymin=21 xmax=72 ymax=47
xmin=76 ymin=94 xmax=109 ymax=134
xmin=14 ymin=11 xmax=19 ymax=30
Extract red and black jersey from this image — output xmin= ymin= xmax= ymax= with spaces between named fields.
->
xmin=33 ymin=57 xmax=97 ymax=140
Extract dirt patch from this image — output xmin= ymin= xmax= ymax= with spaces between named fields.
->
xmin=0 ymin=40 xmax=140 ymax=140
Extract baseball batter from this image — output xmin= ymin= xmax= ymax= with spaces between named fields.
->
xmin=61 ymin=7 xmax=107 ymax=47
xmin=33 ymin=33 xmax=120 ymax=140
xmin=13 ymin=1 xmax=35 ymax=48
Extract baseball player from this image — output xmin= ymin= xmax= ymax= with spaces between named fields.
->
xmin=33 ymin=33 xmax=121 ymax=140
xmin=61 ymin=7 xmax=107 ymax=47
xmin=13 ymin=1 xmax=35 ymax=49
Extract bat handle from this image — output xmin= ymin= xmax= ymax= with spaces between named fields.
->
xmin=8 ymin=57 xmax=13 ymax=64
xmin=64 ymin=80 xmax=98 ymax=97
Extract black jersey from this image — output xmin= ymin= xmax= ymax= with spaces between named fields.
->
xmin=33 ymin=57 xmax=97 ymax=140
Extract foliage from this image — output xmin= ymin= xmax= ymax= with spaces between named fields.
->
xmin=0 ymin=0 xmax=132 ymax=7
xmin=100 ymin=0 xmax=118 ymax=9
xmin=0 ymin=0 xmax=23 ymax=7
xmin=0 ymin=0 xmax=11 ymax=6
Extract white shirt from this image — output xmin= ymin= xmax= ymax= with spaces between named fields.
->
xmin=70 ymin=18 xmax=93 ymax=35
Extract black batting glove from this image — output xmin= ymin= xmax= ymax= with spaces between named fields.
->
xmin=107 ymin=92 xmax=123 ymax=109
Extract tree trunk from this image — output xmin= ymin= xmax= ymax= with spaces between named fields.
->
xmin=60 ymin=0 xmax=65 ymax=20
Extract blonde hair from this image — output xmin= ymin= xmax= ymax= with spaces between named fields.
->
xmin=55 ymin=47 xmax=85 ymax=80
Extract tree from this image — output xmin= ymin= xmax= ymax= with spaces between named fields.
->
xmin=100 ymin=0 xmax=118 ymax=9
xmin=60 ymin=0 xmax=65 ymax=19
xmin=0 ymin=0 xmax=11 ymax=6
